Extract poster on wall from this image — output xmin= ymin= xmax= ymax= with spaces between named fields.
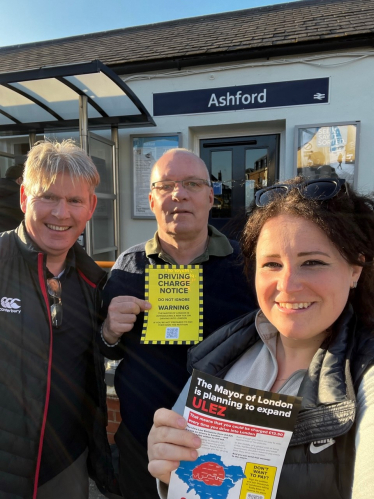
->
xmin=131 ymin=134 xmax=181 ymax=219
xmin=295 ymin=122 xmax=359 ymax=186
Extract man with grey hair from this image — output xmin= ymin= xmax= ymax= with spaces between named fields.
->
xmin=0 ymin=140 xmax=119 ymax=498
xmin=101 ymin=148 xmax=256 ymax=499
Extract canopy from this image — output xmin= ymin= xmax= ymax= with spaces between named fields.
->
xmin=0 ymin=60 xmax=155 ymax=136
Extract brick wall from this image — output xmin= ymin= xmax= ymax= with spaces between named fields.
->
xmin=107 ymin=394 xmax=122 ymax=444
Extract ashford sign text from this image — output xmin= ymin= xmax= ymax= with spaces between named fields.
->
xmin=153 ymin=78 xmax=329 ymax=116
xmin=208 ymin=89 xmax=267 ymax=107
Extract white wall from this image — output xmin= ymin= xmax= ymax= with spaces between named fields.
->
xmin=116 ymin=49 xmax=374 ymax=251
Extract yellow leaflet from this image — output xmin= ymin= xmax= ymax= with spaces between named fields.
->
xmin=141 ymin=265 xmax=203 ymax=345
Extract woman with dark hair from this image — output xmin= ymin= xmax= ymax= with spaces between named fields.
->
xmin=148 ymin=177 xmax=374 ymax=499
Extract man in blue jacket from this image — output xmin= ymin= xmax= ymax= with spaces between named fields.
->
xmin=101 ymin=149 xmax=256 ymax=499
xmin=0 ymin=140 xmax=118 ymax=499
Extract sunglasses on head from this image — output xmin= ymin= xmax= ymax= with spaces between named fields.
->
xmin=255 ymin=178 xmax=346 ymax=207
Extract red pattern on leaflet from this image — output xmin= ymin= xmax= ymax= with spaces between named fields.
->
xmin=192 ymin=462 xmax=225 ymax=486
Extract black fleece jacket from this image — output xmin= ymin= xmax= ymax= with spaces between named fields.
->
xmin=0 ymin=224 xmax=119 ymax=499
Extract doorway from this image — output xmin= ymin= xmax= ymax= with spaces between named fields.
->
xmin=200 ymin=134 xmax=279 ymax=238
xmin=89 ymin=132 xmax=118 ymax=262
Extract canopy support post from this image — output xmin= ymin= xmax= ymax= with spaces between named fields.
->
xmin=79 ymin=95 xmax=88 ymax=153
xmin=29 ymin=133 xmax=36 ymax=149
xmin=111 ymin=125 xmax=120 ymax=256
xmin=79 ymin=95 xmax=92 ymax=256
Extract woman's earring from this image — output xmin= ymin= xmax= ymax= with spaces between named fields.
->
xmin=351 ymin=281 xmax=358 ymax=289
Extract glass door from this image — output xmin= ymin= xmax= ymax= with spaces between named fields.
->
xmin=0 ymin=134 xmax=34 ymax=176
xmin=89 ymin=132 xmax=118 ymax=262
xmin=200 ymin=134 xmax=279 ymax=238
xmin=0 ymin=154 xmax=17 ymax=178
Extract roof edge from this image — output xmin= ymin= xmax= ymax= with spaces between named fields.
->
xmin=0 ymin=0 xmax=342 ymax=52
xmin=108 ymin=33 xmax=374 ymax=75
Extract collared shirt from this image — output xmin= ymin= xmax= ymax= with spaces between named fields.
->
xmin=144 ymin=224 xmax=233 ymax=264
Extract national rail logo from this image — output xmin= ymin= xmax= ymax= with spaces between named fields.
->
xmin=0 ymin=297 xmax=21 ymax=314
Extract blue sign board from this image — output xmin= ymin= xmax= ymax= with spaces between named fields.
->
xmin=153 ymin=78 xmax=329 ymax=116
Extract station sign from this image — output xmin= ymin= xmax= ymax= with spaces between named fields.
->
xmin=153 ymin=78 xmax=329 ymax=116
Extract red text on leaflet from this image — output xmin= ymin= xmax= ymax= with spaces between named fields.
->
xmin=188 ymin=411 xmax=284 ymax=438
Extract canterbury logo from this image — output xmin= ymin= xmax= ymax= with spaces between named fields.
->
xmin=0 ymin=297 xmax=21 ymax=314
xmin=1 ymin=297 xmax=21 ymax=309
xmin=309 ymin=438 xmax=336 ymax=454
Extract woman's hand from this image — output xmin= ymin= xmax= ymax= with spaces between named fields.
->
xmin=148 ymin=408 xmax=201 ymax=485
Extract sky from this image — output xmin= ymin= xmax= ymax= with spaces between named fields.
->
xmin=0 ymin=0 xmax=300 ymax=48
